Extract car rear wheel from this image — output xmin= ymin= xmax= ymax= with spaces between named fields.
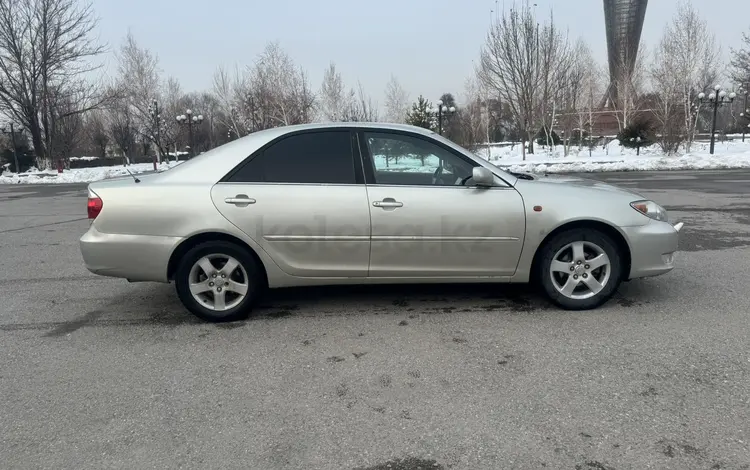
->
xmin=174 ymin=241 xmax=263 ymax=322
xmin=537 ymin=228 xmax=623 ymax=310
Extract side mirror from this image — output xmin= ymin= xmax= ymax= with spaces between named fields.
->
xmin=472 ymin=167 xmax=494 ymax=187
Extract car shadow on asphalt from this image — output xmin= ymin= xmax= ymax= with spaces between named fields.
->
xmin=115 ymin=282 xmax=556 ymax=328
xmin=255 ymin=282 xmax=551 ymax=317
xmin=79 ymin=279 xmax=666 ymax=328
xmin=28 ymin=278 xmax=667 ymax=336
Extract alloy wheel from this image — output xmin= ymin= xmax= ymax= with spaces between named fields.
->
xmin=188 ymin=254 xmax=249 ymax=311
xmin=549 ymin=240 xmax=612 ymax=300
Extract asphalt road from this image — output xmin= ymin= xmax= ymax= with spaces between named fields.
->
xmin=1 ymin=170 xmax=749 ymax=470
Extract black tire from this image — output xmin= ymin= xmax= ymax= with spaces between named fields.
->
xmin=537 ymin=228 xmax=623 ymax=310
xmin=174 ymin=241 xmax=264 ymax=322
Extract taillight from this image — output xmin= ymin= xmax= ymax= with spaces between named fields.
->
xmin=87 ymin=191 xmax=103 ymax=219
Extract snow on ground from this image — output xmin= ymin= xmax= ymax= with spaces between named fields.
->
xmin=0 ymin=161 xmax=182 ymax=184
xmin=69 ymin=156 xmax=99 ymax=161
xmin=475 ymin=138 xmax=750 ymax=173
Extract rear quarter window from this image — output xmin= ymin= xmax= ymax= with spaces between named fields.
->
xmin=227 ymin=130 xmax=356 ymax=184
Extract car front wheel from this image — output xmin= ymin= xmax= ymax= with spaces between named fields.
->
xmin=174 ymin=241 xmax=262 ymax=322
xmin=538 ymin=228 xmax=623 ymax=310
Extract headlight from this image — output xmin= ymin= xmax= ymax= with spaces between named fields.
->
xmin=630 ymin=200 xmax=669 ymax=222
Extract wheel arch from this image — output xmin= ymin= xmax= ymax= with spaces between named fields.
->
xmin=530 ymin=219 xmax=632 ymax=283
xmin=167 ymin=231 xmax=269 ymax=288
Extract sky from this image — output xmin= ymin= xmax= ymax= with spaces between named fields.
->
xmin=94 ymin=0 xmax=749 ymax=108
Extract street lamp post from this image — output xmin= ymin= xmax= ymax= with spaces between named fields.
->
xmin=176 ymin=109 xmax=204 ymax=158
xmin=147 ymin=99 xmax=164 ymax=170
xmin=430 ymin=100 xmax=456 ymax=135
xmin=630 ymin=136 xmax=642 ymax=156
xmin=739 ymin=84 xmax=749 ymax=143
xmin=0 ymin=123 xmax=20 ymax=174
xmin=740 ymin=109 xmax=750 ymax=143
xmin=698 ymin=85 xmax=736 ymax=155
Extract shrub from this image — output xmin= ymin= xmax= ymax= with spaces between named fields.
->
xmin=617 ymin=120 xmax=655 ymax=149
xmin=536 ymin=126 xmax=562 ymax=146
xmin=1 ymin=147 xmax=36 ymax=173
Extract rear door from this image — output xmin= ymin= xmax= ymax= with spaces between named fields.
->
xmin=211 ymin=129 xmax=371 ymax=278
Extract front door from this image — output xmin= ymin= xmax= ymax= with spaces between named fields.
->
xmin=359 ymin=130 xmax=526 ymax=278
xmin=211 ymin=130 xmax=371 ymax=278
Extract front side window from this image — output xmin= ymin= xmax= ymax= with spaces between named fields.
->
xmin=364 ymin=132 xmax=476 ymax=186
xmin=228 ymin=131 xmax=356 ymax=184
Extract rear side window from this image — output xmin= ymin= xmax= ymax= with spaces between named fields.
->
xmin=227 ymin=130 xmax=356 ymax=184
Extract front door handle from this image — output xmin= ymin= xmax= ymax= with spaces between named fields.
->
xmin=225 ymin=195 xmax=256 ymax=206
xmin=373 ymin=199 xmax=403 ymax=208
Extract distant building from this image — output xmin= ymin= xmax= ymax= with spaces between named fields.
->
xmin=540 ymin=1 xmax=652 ymax=139
xmin=569 ymin=0 xmax=650 ymax=137
xmin=602 ymin=0 xmax=648 ymax=109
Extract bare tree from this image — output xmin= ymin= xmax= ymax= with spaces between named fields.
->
xmin=246 ymin=42 xmax=315 ymax=130
xmin=561 ymin=41 xmax=602 ymax=154
xmin=210 ymin=43 xmax=315 ymax=135
xmin=318 ymin=62 xmax=347 ymax=121
xmin=161 ymin=77 xmax=186 ymax=156
xmin=107 ymin=97 xmax=137 ymax=165
xmin=537 ymin=16 xmax=572 ymax=151
xmin=84 ymin=110 xmax=109 ymax=158
xmin=658 ymin=0 xmax=721 ymax=152
xmin=583 ymin=56 xmax=604 ymax=154
xmin=48 ymin=90 xmax=85 ymax=165
xmin=458 ymin=76 xmax=487 ymax=149
xmin=212 ymin=65 xmax=247 ymax=137
xmin=384 ymin=75 xmax=409 ymax=123
xmin=459 ymin=75 xmax=517 ymax=150
xmin=551 ymin=39 xmax=591 ymax=155
xmin=114 ymin=31 xmax=167 ymax=159
xmin=342 ymin=82 xmax=378 ymax=122
xmin=651 ymin=30 xmax=684 ymax=154
xmin=478 ymin=6 xmax=569 ymax=159
xmin=0 ymin=0 xmax=108 ymax=168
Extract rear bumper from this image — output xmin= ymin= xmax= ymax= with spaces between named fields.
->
xmin=622 ymin=220 xmax=683 ymax=280
xmin=79 ymin=225 xmax=182 ymax=282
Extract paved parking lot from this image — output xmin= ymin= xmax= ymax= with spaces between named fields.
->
xmin=1 ymin=170 xmax=749 ymax=470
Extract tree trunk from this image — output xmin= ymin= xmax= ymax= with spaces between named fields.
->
xmin=29 ymin=119 xmax=47 ymax=169
xmin=527 ymin=129 xmax=535 ymax=155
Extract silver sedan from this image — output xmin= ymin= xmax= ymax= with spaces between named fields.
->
xmin=80 ymin=123 xmax=683 ymax=322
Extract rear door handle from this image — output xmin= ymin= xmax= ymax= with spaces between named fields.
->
xmin=373 ymin=199 xmax=403 ymax=208
xmin=225 ymin=195 xmax=256 ymax=206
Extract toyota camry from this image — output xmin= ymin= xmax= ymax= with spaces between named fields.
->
xmin=80 ymin=122 xmax=683 ymax=322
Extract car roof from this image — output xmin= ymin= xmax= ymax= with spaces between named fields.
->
xmin=155 ymin=122 xmax=440 ymax=184
xmin=258 ymin=121 xmax=438 ymax=134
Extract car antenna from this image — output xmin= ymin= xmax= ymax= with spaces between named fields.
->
xmin=125 ymin=167 xmax=141 ymax=183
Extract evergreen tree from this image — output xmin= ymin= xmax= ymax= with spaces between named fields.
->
xmin=439 ymin=93 xmax=457 ymax=109
xmin=405 ymin=95 xmax=435 ymax=130
xmin=438 ymin=92 xmax=459 ymax=138
xmin=730 ymin=27 xmax=750 ymax=85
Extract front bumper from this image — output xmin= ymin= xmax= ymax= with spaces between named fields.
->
xmin=622 ymin=220 xmax=683 ymax=280
xmin=80 ymin=225 xmax=182 ymax=282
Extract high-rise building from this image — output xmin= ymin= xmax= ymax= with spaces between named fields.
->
xmin=602 ymin=0 xmax=648 ymax=108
